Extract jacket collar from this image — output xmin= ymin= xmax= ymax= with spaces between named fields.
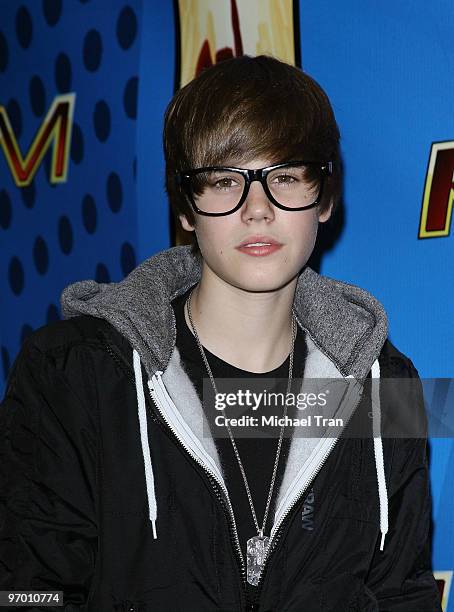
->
xmin=61 ymin=244 xmax=390 ymax=551
xmin=61 ymin=244 xmax=388 ymax=381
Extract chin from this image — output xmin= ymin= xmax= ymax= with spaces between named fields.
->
xmin=225 ymin=270 xmax=299 ymax=294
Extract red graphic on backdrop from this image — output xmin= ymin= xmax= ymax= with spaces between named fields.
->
xmin=195 ymin=0 xmax=243 ymax=76
xmin=0 ymin=93 xmax=75 ymax=187
xmin=419 ymin=141 xmax=454 ymax=238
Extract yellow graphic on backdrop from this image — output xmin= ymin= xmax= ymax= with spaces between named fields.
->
xmin=0 ymin=93 xmax=75 ymax=187
xmin=419 ymin=140 xmax=454 ymax=238
xmin=174 ymin=0 xmax=298 ymax=244
xmin=434 ymin=570 xmax=452 ymax=611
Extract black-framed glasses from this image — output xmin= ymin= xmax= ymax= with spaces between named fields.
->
xmin=175 ymin=160 xmax=333 ymax=216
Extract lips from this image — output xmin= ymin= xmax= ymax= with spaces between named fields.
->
xmin=236 ymin=235 xmax=282 ymax=248
xmin=235 ymin=235 xmax=283 ymax=257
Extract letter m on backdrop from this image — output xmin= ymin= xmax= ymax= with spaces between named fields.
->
xmin=0 ymin=93 xmax=75 ymax=187
xmin=418 ymin=140 xmax=454 ymax=238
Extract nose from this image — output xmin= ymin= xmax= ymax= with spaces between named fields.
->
xmin=240 ymin=179 xmax=275 ymax=222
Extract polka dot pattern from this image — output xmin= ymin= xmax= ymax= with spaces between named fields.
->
xmin=93 ymin=100 xmax=111 ymax=142
xmin=6 ymin=98 xmax=22 ymax=139
xmin=71 ymin=123 xmax=84 ymax=164
xmin=0 ymin=30 xmax=8 ymax=72
xmin=58 ymin=216 xmax=73 ymax=255
xmin=29 ymin=75 xmax=46 ymax=117
xmin=9 ymin=257 xmax=24 ymax=295
xmin=83 ymin=29 xmax=103 ymax=71
xmin=33 ymin=235 xmax=49 ymax=275
xmin=107 ymin=172 xmax=123 ymax=212
xmin=120 ymin=241 xmax=136 ymax=277
xmin=0 ymin=190 xmax=12 ymax=230
xmin=42 ymin=0 xmax=62 ymax=27
xmin=95 ymin=262 xmax=111 ymax=283
xmin=116 ymin=6 xmax=137 ymax=50
xmin=55 ymin=52 xmax=72 ymax=92
xmin=1 ymin=2 xmax=141 ymax=389
xmin=21 ymin=182 xmax=36 ymax=209
xmin=16 ymin=6 xmax=33 ymax=49
xmin=82 ymin=194 xmax=97 ymax=233
xmin=123 ymin=76 xmax=138 ymax=119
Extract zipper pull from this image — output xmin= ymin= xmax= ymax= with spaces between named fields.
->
xmin=149 ymin=370 xmax=164 ymax=392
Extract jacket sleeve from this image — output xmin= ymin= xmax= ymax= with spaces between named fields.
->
xmin=0 ymin=338 xmax=98 ymax=611
xmin=364 ymin=357 xmax=441 ymax=611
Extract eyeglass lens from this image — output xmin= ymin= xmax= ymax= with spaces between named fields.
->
xmin=188 ymin=165 xmax=321 ymax=213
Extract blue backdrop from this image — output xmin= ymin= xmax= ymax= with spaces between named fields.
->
xmin=1 ymin=1 xmax=452 ymax=606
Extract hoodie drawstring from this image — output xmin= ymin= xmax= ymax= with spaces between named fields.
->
xmin=133 ymin=348 xmax=158 ymax=539
xmin=371 ymin=358 xmax=388 ymax=551
xmin=132 ymin=348 xmax=388 ymax=551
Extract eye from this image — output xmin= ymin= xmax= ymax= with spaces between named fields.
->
xmin=207 ymin=172 xmax=242 ymax=191
xmin=268 ymin=165 xmax=308 ymax=188
xmin=215 ymin=177 xmax=236 ymax=189
xmin=273 ymin=173 xmax=296 ymax=184
xmin=269 ymin=173 xmax=299 ymax=188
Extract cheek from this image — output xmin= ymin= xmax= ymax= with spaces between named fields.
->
xmin=303 ymin=217 xmax=319 ymax=251
xmin=287 ymin=212 xmax=319 ymax=245
xmin=195 ymin=220 xmax=232 ymax=258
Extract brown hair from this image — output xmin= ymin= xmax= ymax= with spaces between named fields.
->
xmin=163 ymin=54 xmax=342 ymax=250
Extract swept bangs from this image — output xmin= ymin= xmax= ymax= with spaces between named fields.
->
xmin=163 ymin=55 xmax=342 ymax=244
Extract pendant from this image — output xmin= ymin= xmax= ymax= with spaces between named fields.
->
xmin=246 ymin=534 xmax=270 ymax=586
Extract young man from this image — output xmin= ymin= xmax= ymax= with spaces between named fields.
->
xmin=0 ymin=56 xmax=441 ymax=611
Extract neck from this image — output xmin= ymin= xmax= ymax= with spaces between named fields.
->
xmin=185 ymin=264 xmax=298 ymax=373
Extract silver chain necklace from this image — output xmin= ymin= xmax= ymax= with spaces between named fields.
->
xmin=186 ymin=287 xmax=297 ymax=586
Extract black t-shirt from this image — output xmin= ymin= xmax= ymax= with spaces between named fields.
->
xmin=171 ymin=288 xmax=306 ymax=596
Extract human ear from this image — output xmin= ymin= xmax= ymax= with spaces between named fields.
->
xmin=318 ymin=200 xmax=333 ymax=224
xmin=179 ymin=214 xmax=196 ymax=232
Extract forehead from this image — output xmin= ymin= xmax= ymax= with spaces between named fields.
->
xmin=220 ymin=156 xmax=286 ymax=169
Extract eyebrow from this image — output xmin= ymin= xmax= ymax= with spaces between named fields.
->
xmin=214 ymin=159 xmax=279 ymax=168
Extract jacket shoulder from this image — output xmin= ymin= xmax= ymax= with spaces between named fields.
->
xmin=378 ymin=338 xmax=419 ymax=378
xmin=22 ymin=315 xmax=118 ymax=355
xmin=3 ymin=316 xmax=129 ymax=406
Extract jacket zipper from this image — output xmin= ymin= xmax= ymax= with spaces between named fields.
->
xmin=101 ymin=339 xmax=248 ymax=606
xmin=250 ymin=382 xmax=365 ymax=609
xmin=248 ymin=313 xmax=364 ymax=607
xmin=148 ymin=374 xmax=249 ymax=606
xmin=150 ymin=369 xmax=364 ymax=610
xmin=101 ymin=333 xmax=367 ymax=610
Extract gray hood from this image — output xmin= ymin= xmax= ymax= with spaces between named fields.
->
xmin=61 ymin=244 xmax=388 ymax=379
xmin=60 ymin=245 xmax=390 ymax=554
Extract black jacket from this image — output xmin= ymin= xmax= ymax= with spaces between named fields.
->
xmin=0 ymin=246 xmax=441 ymax=611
